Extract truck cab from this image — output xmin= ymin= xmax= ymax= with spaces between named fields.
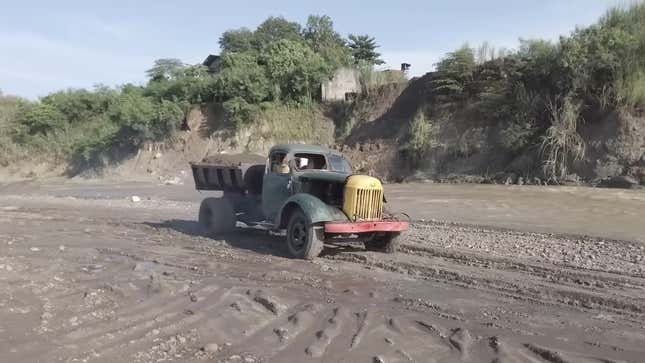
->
xmin=261 ymin=145 xmax=351 ymax=220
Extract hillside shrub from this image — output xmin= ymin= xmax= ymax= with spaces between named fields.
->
xmin=215 ymin=53 xmax=270 ymax=104
xmin=20 ymin=103 xmax=67 ymax=135
xmin=262 ymin=39 xmax=329 ymax=102
xmin=402 ymin=109 xmax=435 ymax=165
xmin=618 ymin=70 xmax=645 ymax=109
xmin=540 ymin=98 xmax=586 ymax=181
xmin=40 ymin=88 xmax=116 ymax=124
xmin=431 ymin=45 xmax=476 ymax=99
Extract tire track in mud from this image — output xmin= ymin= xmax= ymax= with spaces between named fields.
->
xmin=63 ymin=284 xmax=297 ymax=362
xmin=253 ymin=305 xmax=463 ymax=362
xmin=411 ymin=221 xmax=645 ymax=277
xmin=401 ymin=244 xmax=645 ymax=289
xmin=304 ymin=306 xmax=348 ymax=358
xmin=399 ymin=243 xmax=645 ymax=309
xmin=324 ymin=235 xmax=645 ymax=319
xmin=55 ymin=284 xmax=229 ymax=361
xmin=61 ymin=284 xmax=222 ymax=342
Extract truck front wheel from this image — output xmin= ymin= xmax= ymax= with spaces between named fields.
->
xmin=198 ymin=197 xmax=236 ymax=236
xmin=365 ymin=232 xmax=402 ymax=253
xmin=286 ymin=209 xmax=324 ymax=260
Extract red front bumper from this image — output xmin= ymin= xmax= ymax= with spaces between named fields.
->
xmin=324 ymin=220 xmax=409 ymax=234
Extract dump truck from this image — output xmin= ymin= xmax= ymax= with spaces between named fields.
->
xmin=190 ymin=144 xmax=409 ymax=259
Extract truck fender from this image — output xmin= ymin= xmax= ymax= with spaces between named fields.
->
xmin=276 ymin=193 xmax=348 ymax=229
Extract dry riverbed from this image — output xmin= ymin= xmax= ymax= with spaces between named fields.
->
xmin=0 ymin=180 xmax=644 ymax=362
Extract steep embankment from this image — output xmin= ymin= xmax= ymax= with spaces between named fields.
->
xmin=105 ymin=104 xmax=336 ymax=182
xmin=579 ymin=110 xmax=645 ymax=181
xmin=86 ymin=75 xmax=645 ymax=186
xmin=340 ymin=74 xmax=645 ymax=186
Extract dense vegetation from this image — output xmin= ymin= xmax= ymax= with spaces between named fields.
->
xmin=406 ymin=3 xmax=645 ymax=181
xmin=0 ymin=15 xmax=384 ymax=171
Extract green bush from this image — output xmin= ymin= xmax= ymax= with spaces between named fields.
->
xmin=559 ymin=25 xmax=635 ymax=103
xmin=215 ymin=53 xmax=270 ymax=104
xmin=108 ymin=94 xmax=182 ymax=142
xmin=40 ymin=88 xmax=116 ymax=124
xmin=263 ymin=39 xmax=329 ymax=102
xmin=431 ymin=45 xmax=476 ymax=99
xmin=145 ymin=65 xmax=217 ymax=105
xmin=402 ymin=109 xmax=435 ymax=165
xmin=20 ymin=103 xmax=67 ymax=135
xmin=72 ymin=121 xmax=120 ymax=162
xmin=66 ymin=96 xmax=183 ymax=164
xmin=221 ymin=97 xmax=259 ymax=128
xmin=0 ymin=94 xmax=26 ymax=165
xmin=494 ymin=84 xmax=541 ymax=152
xmin=540 ymin=98 xmax=586 ymax=181
xmin=0 ymin=94 xmax=23 ymax=130
xmin=618 ymin=70 xmax=645 ymax=108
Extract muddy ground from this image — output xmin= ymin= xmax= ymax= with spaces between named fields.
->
xmin=1 ymin=180 xmax=644 ymax=363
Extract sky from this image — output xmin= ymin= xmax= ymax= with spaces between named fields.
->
xmin=0 ymin=0 xmax=635 ymax=99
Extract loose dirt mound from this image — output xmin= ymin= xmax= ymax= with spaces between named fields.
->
xmin=334 ymin=143 xmax=410 ymax=181
xmin=201 ymin=153 xmax=266 ymax=166
xmin=345 ymin=74 xmax=430 ymax=145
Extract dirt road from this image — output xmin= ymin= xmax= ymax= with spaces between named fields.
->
xmin=1 ymin=180 xmax=644 ymax=362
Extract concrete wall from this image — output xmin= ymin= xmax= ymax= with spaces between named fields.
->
xmin=321 ymin=67 xmax=360 ymax=102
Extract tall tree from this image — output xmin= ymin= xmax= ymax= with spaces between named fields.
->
xmin=303 ymin=15 xmax=342 ymax=48
xmin=432 ymin=45 xmax=476 ymax=97
xmin=216 ymin=53 xmax=270 ymax=104
xmin=219 ymin=28 xmax=255 ymax=53
xmin=347 ymin=34 xmax=384 ymax=65
xmin=253 ymin=17 xmax=303 ymax=50
xmin=263 ymin=39 xmax=328 ymax=101
xmin=146 ymin=59 xmax=185 ymax=82
xmin=303 ymin=15 xmax=351 ymax=69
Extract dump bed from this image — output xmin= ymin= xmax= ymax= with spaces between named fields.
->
xmin=190 ymin=162 xmax=264 ymax=193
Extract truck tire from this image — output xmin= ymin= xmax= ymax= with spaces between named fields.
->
xmin=285 ymin=209 xmax=324 ymax=260
xmin=365 ymin=232 xmax=402 ymax=253
xmin=198 ymin=197 xmax=236 ymax=235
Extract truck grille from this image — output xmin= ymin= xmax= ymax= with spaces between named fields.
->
xmin=343 ymin=176 xmax=384 ymax=221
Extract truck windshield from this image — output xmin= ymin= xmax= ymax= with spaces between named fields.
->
xmin=294 ymin=153 xmax=327 ymax=171
xmin=328 ymin=154 xmax=352 ymax=173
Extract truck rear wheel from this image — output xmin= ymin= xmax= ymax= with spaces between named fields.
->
xmin=198 ymin=197 xmax=236 ymax=235
xmin=286 ymin=209 xmax=324 ymax=260
xmin=365 ymin=232 xmax=402 ymax=253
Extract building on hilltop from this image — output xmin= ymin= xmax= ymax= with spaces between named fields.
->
xmin=321 ymin=67 xmax=360 ymax=102
xmin=202 ymin=54 xmax=221 ymax=73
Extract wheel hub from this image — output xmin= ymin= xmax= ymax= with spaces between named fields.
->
xmin=290 ymin=220 xmax=307 ymax=251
